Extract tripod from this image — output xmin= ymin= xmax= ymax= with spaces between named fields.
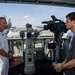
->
xmin=54 ymin=33 xmax=63 ymax=64
xmin=52 ymin=32 xmax=64 ymax=75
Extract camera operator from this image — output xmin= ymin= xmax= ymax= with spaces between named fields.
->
xmin=54 ymin=12 xmax=75 ymax=75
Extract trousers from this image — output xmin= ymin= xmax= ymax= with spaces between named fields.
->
xmin=0 ymin=56 xmax=9 ymax=75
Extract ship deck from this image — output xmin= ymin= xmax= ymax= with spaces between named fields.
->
xmin=8 ymin=37 xmax=69 ymax=75
xmin=9 ymin=57 xmax=63 ymax=75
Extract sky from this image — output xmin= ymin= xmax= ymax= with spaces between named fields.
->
xmin=0 ymin=3 xmax=75 ymax=28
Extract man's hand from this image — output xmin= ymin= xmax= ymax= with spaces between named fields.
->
xmin=8 ymin=52 xmax=13 ymax=59
xmin=54 ymin=63 xmax=62 ymax=72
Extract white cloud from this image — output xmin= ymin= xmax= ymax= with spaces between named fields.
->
xmin=29 ymin=17 xmax=35 ymax=23
xmin=23 ymin=15 xmax=36 ymax=26
xmin=24 ymin=15 xmax=30 ymax=19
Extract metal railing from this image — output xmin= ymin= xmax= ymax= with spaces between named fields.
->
xmin=8 ymin=37 xmax=70 ymax=60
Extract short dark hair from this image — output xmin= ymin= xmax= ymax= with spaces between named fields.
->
xmin=0 ymin=17 xmax=6 ymax=20
xmin=66 ymin=12 xmax=75 ymax=21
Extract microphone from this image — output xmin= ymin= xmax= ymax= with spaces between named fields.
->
xmin=52 ymin=62 xmax=57 ymax=67
xmin=42 ymin=21 xmax=48 ymax=24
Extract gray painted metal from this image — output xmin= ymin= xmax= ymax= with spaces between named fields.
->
xmin=0 ymin=0 xmax=75 ymax=7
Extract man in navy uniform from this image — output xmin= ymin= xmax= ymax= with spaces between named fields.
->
xmin=0 ymin=17 xmax=12 ymax=75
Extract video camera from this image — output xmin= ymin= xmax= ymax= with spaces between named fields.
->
xmin=42 ymin=15 xmax=67 ymax=33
